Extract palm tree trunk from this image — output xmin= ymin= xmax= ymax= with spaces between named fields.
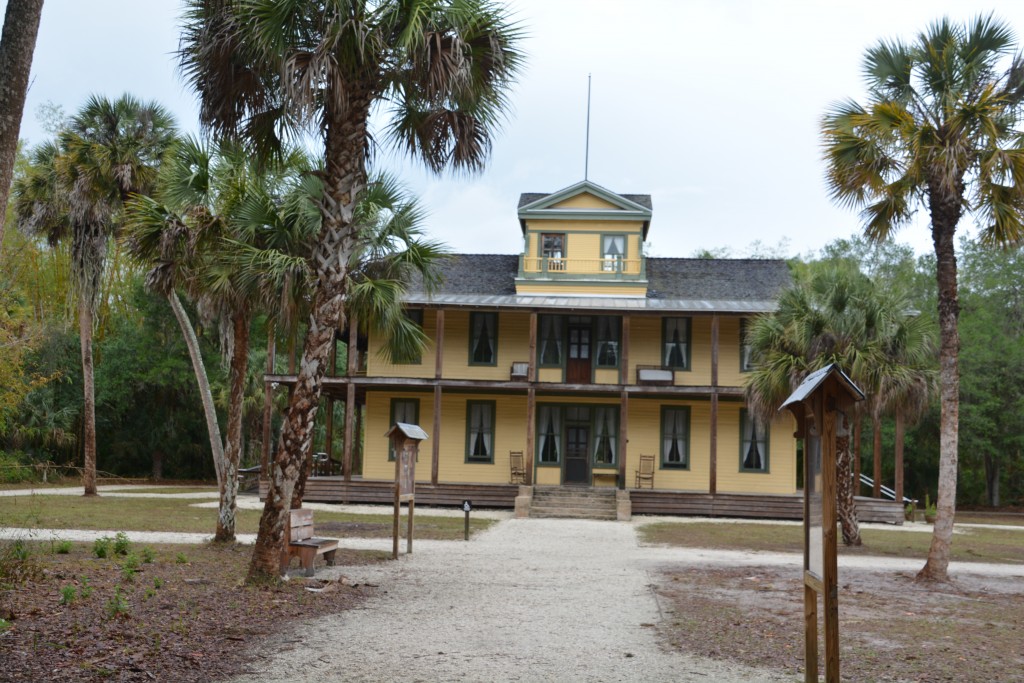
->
xmin=0 ymin=0 xmax=44 ymax=265
xmin=166 ymin=290 xmax=226 ymax=486
xmin=918 ymin=187 xmax=962 ymax=582
xmin=78 ymin=299 xmax=98 ymax=496
xmin=836 ymin=411 xmax=861 ymax=546
xmin=247 ymin=100 xmax=370 ymax=582
xmin=216 ymin=309 xmax=250 ymax=543
xmin=894 ymin=409 xmax=905 ymax=503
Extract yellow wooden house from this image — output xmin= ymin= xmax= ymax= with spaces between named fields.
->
xmin=266 ymin=180 xmax=902 ymax=522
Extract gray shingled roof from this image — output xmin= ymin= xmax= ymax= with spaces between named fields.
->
xmin=404 ymin=254 xmax=791 ymax=313
xmin=518 ymin=192 xmax=653 ymax=210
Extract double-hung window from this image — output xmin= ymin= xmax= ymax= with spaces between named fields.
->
xmin=601 ymin=235 xmax=626 ymax=272
xmin=594 ymin=316 xmax=620 ymax=368
xmin=541 ymin=233 xmax=565 ymax=271
xmin=661 ymin=406 xmax=689 ymax=469
xmin=538 ymin=315 xmax=564 ymax=366
xmin=469 ymin=312 xmax=497 ymax=365
xmin=662 ymin=318 xmax=691 ymax=370
xmin=466 ymin=401 xmax=495 ymax=463
xmin=740 ymin=410 xmax=769 ymax=472
xmin=592 ymin=406 xmax=618 ymax=466
xmin=740 ymin=318 xmax=756 ymax=372
xmin=537 ymin=405 xmax=562 ymax=464
xmin=388 ymin=398 xmax=419 ymax=460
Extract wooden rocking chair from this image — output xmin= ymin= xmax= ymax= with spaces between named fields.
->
xmin=635 ymin=454 xmax=655 ymax=489
xmin=509 ymin=450 xmax=526 ymax=485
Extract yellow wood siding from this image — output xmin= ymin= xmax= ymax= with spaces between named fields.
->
xmin=362 ymin=391 xmax=435 ymax=482
xmin=717 ymin=317 xmax=746 ymax=388
xmin=593 ymin=368 xmax=619 ymax=385
xmin=714 ymin=407 xmax=797 ymax=495
xmin=436 ymin=310 xmax=530 ymax=381
xmin=684 ymin=317 xmax=713 ymax=386
xmin=525 ymin=219 xmax=644 ymax=235
xmin=537 ymin=367 xmax=563 ymax=383
xmin=626 ymin=398 xmax=710 ymax=491
xmin=626 ymin=316 xmax=713 ymax=385
xmin=365 ymin=311 xmax=437 ymax=378
xmin=516 ymin=283 xmax=646 ymax=296
xmin=549 ymin=192 xmax=620 ymax=209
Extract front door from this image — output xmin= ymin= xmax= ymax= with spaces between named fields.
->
xmin=566 ymin=321 xmax=591 ymax=384
xmin=564 ymin=424 xmax=589 ymax=484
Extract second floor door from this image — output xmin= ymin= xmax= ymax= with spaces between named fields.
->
xmin=567 ymin=320 xmax=591 ymax=384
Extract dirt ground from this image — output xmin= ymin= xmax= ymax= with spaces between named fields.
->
xmin=655 ymin=564 xmax=1024 ymax=682
xmin=0 ymin=541 xmax=383 ymax=683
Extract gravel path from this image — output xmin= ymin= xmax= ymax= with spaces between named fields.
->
xmin=229 ymin=518 xmax=794 ymax=683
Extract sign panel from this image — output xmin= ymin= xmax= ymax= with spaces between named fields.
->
xmin=398 ymin=445 xmax=416 ymax=501
xmin=805 ymin=422 xmax=824 ymax=580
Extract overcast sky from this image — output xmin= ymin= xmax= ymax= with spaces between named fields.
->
xmin=10 ymin=0 xmax=1024 ymax=259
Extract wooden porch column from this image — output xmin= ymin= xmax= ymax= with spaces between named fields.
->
xmin=324 ymin=334 xmax=336 ymax=474
xmin=526 ymin=386 xmax=535 ymax=485
xmin=873 ymin=419 xmax=882 ymax=498
xmin=619 ymin=316 xmax=631 ymax=490
xmin=709 ymin=315 xmax=719 ymax=495
xmin=894 ymin=409 xmax=904 ymax=503
xmin=528 ymin=312 xmax=537 ymax=382
xmin=618 ymin=390 xmax=629 ymax=490
xmin=261 ymin=325 xmax=275 ymax=477
xmin=431 ymin=307 xmax=445 ymax=485
xmin=342 ymin=314 xmax=358 ymax=482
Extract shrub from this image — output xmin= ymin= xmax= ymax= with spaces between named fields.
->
xmin=54 ymin=540 xmax=73 ymax=555
xmin=0 ymin=450 xmax=38 ymax=484
xmin=113 ymin=532 xmax=130 ymax=556
xmin=60 ymin=585 xmax=76 ymax=605
xmin=93 ymin=537 xmax=111 ymax=559
xmin=0 ymin=539 xmax=42 ymax=586
xmin=78 ymin=577 xmax=92 ymax=599
xmin=153 ymin=577 xmax=163 ymax=590
xmin=0 ymin=618 xmax=10 ymax=632
xmin=175 ymin=553 xmax=188 ymax=565
xmin=141 ymin=547 xmax=156 ymax=564
xmin=105 ymin=587 xmax=129 ymax=619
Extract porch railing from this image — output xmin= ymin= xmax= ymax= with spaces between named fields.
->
xmin=521 ymin=256 xmax=642 ymax=276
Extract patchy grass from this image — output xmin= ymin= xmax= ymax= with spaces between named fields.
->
xmin=638 ymin=520 xmax=1024 ymax=564
xmin=954 ymin=512 xmax=1024 ymax=526
xmin=656 ymin=565 xmax=1024 ymax=682
xmin=0 ymin=494 xmax=495 ymax=540
xmin=0 ymin=539 xmax=381 ymax=682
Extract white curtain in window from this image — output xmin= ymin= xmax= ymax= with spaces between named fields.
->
xmin=538 ymin=406 xmax=561 ymax=463
xmin=469 ymin=403 xmax=493 ymax=457
xmin=472 ymin=314 xmax=495 ymax=363
xmin=663 ymin=408 xmax=687 ymax=465
xmin=539 ymin=316 xmax=563 ymax=365
xmin=395 ymin=400 xmax=416 ymax=425
xmin=595 ymin=317 xmax=619 ymax=366
xmin=592 ymin=407 xmax=617 ymax=464
xmin=663 ymin=318 xmax=688 ymax=368
xmin=742 ymin=414 xmax=767 ymax=470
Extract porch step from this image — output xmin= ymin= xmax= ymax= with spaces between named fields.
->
xmin=529 ymin=487 xmax=618 ymax=520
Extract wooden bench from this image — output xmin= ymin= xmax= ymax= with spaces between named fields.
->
xmin=280 ymin=509 xmax=339 ymax=577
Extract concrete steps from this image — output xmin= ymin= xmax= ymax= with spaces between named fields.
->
xmin=529 ymin=486 xmax=618 ymax=520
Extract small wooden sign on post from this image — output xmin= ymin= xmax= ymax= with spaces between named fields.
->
xmin=780 ymin=364 xmax=864 ymax=683
xmin=386 ymin=422 xmax=428 ymax=560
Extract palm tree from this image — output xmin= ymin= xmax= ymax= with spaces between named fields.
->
xmin=0 ymin=0 xmax=45 ymax=264
xmin=13 ymin=95 xmax=177 ymax=495
xmin=746 ymin=267 xmax=934 ymax=546
xmin=178 ymin=0 xmax=520 ymax=580
xmin=822 ymin=15 xmax=1024 ymax=581
xmin=124 ymin=137 xmax=317 ymax=541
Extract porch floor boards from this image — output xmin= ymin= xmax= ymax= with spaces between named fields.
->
xmin=261 ymin=478 xmax=904 ymax=524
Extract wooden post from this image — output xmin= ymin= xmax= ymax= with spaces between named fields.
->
xmin=804 ymin=584 xmax=818 ymax=683
xmin=324 ymin=334 xmax=336 ymax=475
xmin=709 ymin=315 xmax=719 ymax=495
xmin=873 ymin=418 xmax=882 ymax=498
xmin=431 ymin=385 xmax=442 ymax=485
xmin=894 ymin=409 xmax=904 ymax=503
xmin=432 ymin=309 xmax=444 ymax=485
xmin=407 ymin=498 xmax=414 ymax=554
xmin=528 ymin=312 xmax=537 ymax=382
xmin=261 ymin=326 xmax=275 ymax=478
xmin=853 ymin=411 xmax=862 ymax=494
xmin=526 ymin=386 xmax=535 ymax=486
xmin=620 ymin=315 xmax=630 ymax=386
xmin=392 ymin=467 xmax=400 ymax=559
xmin=822 ymin=385 xmax=840 ymax=683
xmin=618 ymin=390 xmax=629 ymax=489
xmin=343 ymin=315 xmax=358 ymax=483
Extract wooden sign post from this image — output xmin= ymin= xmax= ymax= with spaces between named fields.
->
xmin=780 ymin=364 xmax=864 ymax=683
xmin=386 ymin=422 xmax=428 ymax=560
